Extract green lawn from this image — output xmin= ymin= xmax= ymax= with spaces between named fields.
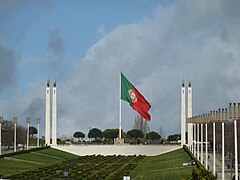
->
xmin=0 ymin=148 xmax=78 ymax=177
xmin=130 ymin=148 xmax=195 ymax=180
xmin=0 ymin=147 xmax=195 ymax=179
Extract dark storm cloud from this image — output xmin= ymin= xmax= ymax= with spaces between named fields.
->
xmin=23 ymin=98 xmax=45 ymax=119
xmin=47 ymin=29 xmax=66 ymax=68
xmin=0 ymin=45 xmax=17 ymax=92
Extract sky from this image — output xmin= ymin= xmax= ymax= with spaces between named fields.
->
xmin=1 ymin=0 xmax=240 ymax=139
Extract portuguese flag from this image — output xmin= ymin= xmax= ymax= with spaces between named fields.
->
xmin=121 ymin=72 xmax=151 ymax=121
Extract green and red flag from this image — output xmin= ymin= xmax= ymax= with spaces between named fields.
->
xmin=121 ymin=72 xmax=151 ymax=121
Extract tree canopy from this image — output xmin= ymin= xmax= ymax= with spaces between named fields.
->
xmin=103 ymin=129 xmax=119 ymax=140
xmin=146 ymin=131 xmax=161 ymax=141
xmin=88 ymin=128 xmax=103 ymax=140
xmin=29 ymin=126 xmax=38 ymax=137
xmin=127 ymin=129 xmax=144 ymax=139
xmin=73 ymin=131 xmax=85 ymax=141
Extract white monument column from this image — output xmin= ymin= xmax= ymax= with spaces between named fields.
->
xmin=187 ymin=81 xmax=193 ymax=149
xmin=194 ymin=122 xmax=197 ymax=157
xmin=52 ymin=80 xmax=57 ymax=145
xmin=26 ymin=117 xmax=31 ymax=150
xmin=205 ymin=117 xmax=208 ymax=169
xmin=181 ymin=80 xmax=186 ymax=146
xmin=45 ymin=80 xmax=51 ymax=145
xmin=213 ymin=122 xmax=216 ymax=176
xmin=221 ymin=109 xmax=226 ymax=180
xmin=197 ymin=123 xmax=200 ymax=160
xmin=193 ymin=123 xmax=195 ymax=155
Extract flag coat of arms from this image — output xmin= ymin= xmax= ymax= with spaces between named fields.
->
xmin=120 ymin=72 xmax=151 ymax=121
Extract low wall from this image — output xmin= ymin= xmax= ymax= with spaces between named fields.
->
xmin=52 ymin=144 xmax=181 ymax=156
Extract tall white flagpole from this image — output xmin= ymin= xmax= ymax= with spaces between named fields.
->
xmin=119 ymin=72 xmax=122 ymax=139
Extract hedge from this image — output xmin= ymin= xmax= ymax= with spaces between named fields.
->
xmin=0 ymin=146 xmax=50 ymax=158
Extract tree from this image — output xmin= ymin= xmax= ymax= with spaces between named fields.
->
xmin=167 ymin=134 xmax=180 ymax=142
xmin=146 ymin=131 xmax=160 ymax=141
xmin=73 ymin=131 xmax=85 ymax=142
xmin=2 ymin=120 xmax=27 ymax=147
xmin=133 ymin=115 xmax=149 ymax=137
xmin=29 ymin=126 xmax=38 ymax=137
xmin=127 ymin=129 xmax=144 ymax=139
xmin=88 ymin=128 xmax=103 ymax=140
xmin=103 ymin=129 xmax=119 ymax=141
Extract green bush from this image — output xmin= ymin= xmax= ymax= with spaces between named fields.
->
xmin=0 ymin=146 xmax=50 ymax=159
xmin=183 ymin=145 xmax=216 ymax=180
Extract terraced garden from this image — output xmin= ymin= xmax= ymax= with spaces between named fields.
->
xmin=0 ymin=147 xmax=197 ymax=179
xmin=130 ymin=148 xmax=195 ymax=180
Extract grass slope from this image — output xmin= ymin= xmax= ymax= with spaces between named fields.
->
xmin=130 ymin=148 xmax=194 ymax=180
xmin=0 ymin=148 xmax=78 ymax=177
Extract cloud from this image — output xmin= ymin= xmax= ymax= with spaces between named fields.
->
xmin=47 ymin=29 xmax=66 ymax=69
xmin=56 ymin=0 xmax=240 ymax=136
xmin=0 ymin=45 xmax=17 ymax=92
xmin=2 ymin=0 xmax=240 ymax=138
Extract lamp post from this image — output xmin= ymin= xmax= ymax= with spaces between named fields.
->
xmin=26 ymin=117 xmax=31 ymax=150
xmin=13 ymin=117 xmax=18 ymax=152
xmin=36 ymin=118 xmax=41 ymax=147
xmin=0 ymin=116 xmax=3 ymax=155
xmin=63 ymin=168 xmax=69 ymax=178
xmin=229 ymin=103 xmax=239 ymax=180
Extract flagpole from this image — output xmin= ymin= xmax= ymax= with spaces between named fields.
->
xmin=119 ymin=72 xmax=122 ymax=139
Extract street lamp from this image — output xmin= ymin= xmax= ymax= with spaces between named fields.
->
xmin=36 ymin=118 xmax=41 ymax=147
xmin=13 ymin=117 xmax=18 ymax=152
xmin=63 ymin=168 xmax=69 ymax=178
xmin=0 ymin=116 xmax=3 ymax=155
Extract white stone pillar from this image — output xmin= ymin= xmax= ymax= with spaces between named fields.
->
xmin=201 ymin=123 xmax=203 ymax=164
xmin=52 ymin=80 xmax=57 ymax=145
xmin=205 ymin=123 xmax=208 ymax=169
xmin=194 ymin=123 xmax=197 ymax=157
xmin=193 ymin=124 xmax=195 ymax=155
xmin=45 ymin=80 xmax=51 ymax=145
xmin=187 ymin=81 xmax=193 ymax=149
xmin=222 ymin=122 xmax=224 ymax=180
xmin=213 ymin=122 xmax=216 ymax=176
xmin=181 ymin=80 xmax=186 ymax=146
xmin=197 ymin=123 xmax=199 ymax=160
xmin=234 ymin=119 xmax=238 ymax=180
